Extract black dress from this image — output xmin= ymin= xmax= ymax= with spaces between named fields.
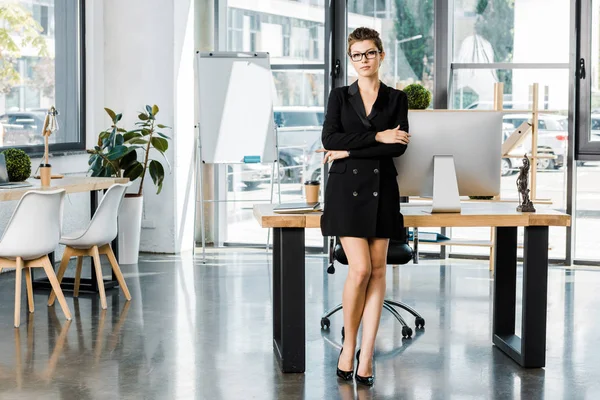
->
xmin=320 ymin=81 xmax=408 ymax=240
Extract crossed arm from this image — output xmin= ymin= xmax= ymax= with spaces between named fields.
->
xmin=320 ymin=89 xmax=410 ymax=161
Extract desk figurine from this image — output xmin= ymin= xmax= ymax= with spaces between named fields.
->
xmin=516 ymin=154 xmax=536 ymax=213
xmin=40 ymin=106 xmax=58 ymax=186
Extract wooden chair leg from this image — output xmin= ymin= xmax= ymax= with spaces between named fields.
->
xmin=24 ymin=268 xmax=34 ymax=313
xmin=41 ymin=256 xmax=72 ymax=321
xmin=73 ymin=256 xmax=83 ymax=297
xmin=91 ymin=246 xmax=107 ymax=310
xmin=14 ymin=257 xmax=23 ymax=328
xmin=48 ymin=247 xmax=72 ymax=307
xmin=103 ymin=244 xmax=131 ymax=301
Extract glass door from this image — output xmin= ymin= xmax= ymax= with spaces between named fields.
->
xmin=574 ymin=0 xmax=600 ymax=261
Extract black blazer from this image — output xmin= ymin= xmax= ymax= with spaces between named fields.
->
xmin=320 ymin=81 xmax=409 ymax=240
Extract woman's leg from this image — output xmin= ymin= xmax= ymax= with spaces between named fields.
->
xmin=337 ymin=236 xmax=372 ymax=372
xmin=357 ymin=238 xmax=389 ymax=377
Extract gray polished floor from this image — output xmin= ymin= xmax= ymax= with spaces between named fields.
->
xmin=0 ymin=250 xmax=599 ymax=399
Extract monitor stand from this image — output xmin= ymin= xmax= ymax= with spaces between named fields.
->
xmin=431 ymin=155 xmax=461 ymax=213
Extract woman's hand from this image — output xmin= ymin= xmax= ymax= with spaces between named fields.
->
xmin=375 ymin=125 xmax=411 ymax=144
xmin=315 ymin=148 xmax=350 ymax=164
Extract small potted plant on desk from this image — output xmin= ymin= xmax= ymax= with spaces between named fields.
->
xmin=88 ymin=105 xmax=171 ymax=264
xmin=404 ymin=83 xmax=432 ymax=110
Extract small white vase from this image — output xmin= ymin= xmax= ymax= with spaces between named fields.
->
xmin=118 ymin=195 xmax=143 ymax=264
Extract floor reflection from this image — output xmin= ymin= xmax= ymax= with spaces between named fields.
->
xmin=0 ymin=252 xmax=598 ymax=399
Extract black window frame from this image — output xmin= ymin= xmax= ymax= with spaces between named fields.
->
xmin=576 ymin=0 xmax=600 ymax=160
xmin=0 ymin=0 xmax=85 ymax=156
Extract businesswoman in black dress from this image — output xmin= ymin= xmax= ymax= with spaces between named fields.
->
xmin=318 ymin=27 xmax=410 ymax=386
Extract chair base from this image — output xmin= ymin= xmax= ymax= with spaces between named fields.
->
xmin=320 ymin=299 xmax=425 ymax=339
xmin=33 ymin=276 xmax=119 ymax=294
xmin=48 ymin=244 xmax=131 ymax=311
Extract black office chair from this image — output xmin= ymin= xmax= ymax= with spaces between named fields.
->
xmin=320 ymin=233 xmax=425 ymax=339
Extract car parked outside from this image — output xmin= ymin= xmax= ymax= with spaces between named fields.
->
xmin=0 ymin=111 xmax=48 ymax=146
xmin=502 ymin=113 xmax=567 ymax=170
xmin=590 ymin=114 xmax=600 ymax=138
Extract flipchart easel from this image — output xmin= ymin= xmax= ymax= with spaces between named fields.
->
xmin=194 ymin=51 xmax=281 ymax=262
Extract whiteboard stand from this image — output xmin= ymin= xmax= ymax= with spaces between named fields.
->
xmin=194 ymin=51 xmax=280 ymax=263
xmin=195 ymin=126 xmax=281 ymax=264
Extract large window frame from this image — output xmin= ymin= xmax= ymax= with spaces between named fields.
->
xmin=0 ymin=0 xmax=85 ymax=155
xmin=576 ymin=0 xmax=600 ymax=159
xmin=213 ymin=0 xmax=595 ymax=264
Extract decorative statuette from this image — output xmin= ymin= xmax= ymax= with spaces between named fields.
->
xmin=516 ymin=154 xmax=536 ymax=213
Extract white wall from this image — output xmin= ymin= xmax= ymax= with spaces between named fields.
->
xmin=101 ymin=0 xmax=196 ymax=254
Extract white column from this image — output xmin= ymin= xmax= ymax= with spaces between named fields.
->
xmin=102 ymin=0 xmax=196 ymax=254
xmin=195 ymin=0 xmax=217 ymax=247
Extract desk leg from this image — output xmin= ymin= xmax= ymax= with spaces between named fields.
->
xmin=272 ymin=227 xmax=305 ymax=373
xmin=492 ymin=226 xmax=549 ymax=368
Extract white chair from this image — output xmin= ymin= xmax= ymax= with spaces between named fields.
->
xmin=0 ymin=189 xmax=71 ymax=328
xmin=48 ymin=182 xmax=132 ymax=310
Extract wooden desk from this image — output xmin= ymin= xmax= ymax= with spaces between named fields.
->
xmin=253 ymin=203 xmax=570 ymax=372
xmin=1 ymin=176 xmax=129 ymax=293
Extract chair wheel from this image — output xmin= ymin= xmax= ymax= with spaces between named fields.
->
xmin=321 ymin=317 xmax=330 ymax=330
xmin=415 ymin=317 xmax=425 ymax=329
xmin=402 ymin=326 xmax=413 ymax=338
xmin=341 ymin=326 xmax=345 ymax=338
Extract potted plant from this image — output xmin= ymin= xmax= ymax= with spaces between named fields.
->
xmin=404 ymin=83 xmax=432 ymax=110
xmin=88 ymin=105 xmax=171 ymax=264
xmin=1 ymin=148 xmax=32 ymax=181
xmin=87 ymin=108 xmax=139 ymax=178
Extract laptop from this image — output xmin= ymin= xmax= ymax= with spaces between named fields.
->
xmin=0 ymin=153 xmax=32 ymax=189
xmin=273 ymin=202 xmax=322 ymax=214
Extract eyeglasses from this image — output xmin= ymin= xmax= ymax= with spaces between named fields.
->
xmin=349 ymin=50 xmax=381 ymax=62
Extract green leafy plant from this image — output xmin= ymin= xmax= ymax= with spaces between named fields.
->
xmin=404 ymin=83 xmax=432 ymax=110
xmin=122 ymin=105 xmax=171 ymax=196
xmin=2 ymin=148 xmax=31 ymax=181
xmin=87 ymin=108 xmax=138 ymax=178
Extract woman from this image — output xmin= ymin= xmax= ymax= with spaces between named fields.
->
xmin=318 ymin=27 xmax=410 ymax=386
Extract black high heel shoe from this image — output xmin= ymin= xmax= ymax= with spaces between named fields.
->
xmin=336 ymin=348 xmax=354 ymax=381
xmin=355 ymin=349 xmax=375 ymax=386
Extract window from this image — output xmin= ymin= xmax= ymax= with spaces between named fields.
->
xmin=0 ymin=0 xmax=83 ymax=152
xmin=225 ymin=1 xmax=326 ymax=247
xmin=452 ymin=1 xmax=570 ymax=260
xmin=577 ymin=0 xmax=600 ymax=157
xmin=274 ymin=109 xmax=323 ymax=128
xmin=575 ymin=0 xmax=600 ymax=261
xmin=347 ymin=0 xmax=434 ymax=91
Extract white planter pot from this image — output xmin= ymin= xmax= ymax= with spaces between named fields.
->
xmin=118 ymin=195 xmax=143 ymax=264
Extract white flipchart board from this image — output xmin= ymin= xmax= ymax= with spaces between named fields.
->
xmin=195 ymin=52 xmax=278 ymax=164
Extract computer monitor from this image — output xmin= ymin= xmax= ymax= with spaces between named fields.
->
xmin=394 ymin=111 xmax=503 ymax=213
